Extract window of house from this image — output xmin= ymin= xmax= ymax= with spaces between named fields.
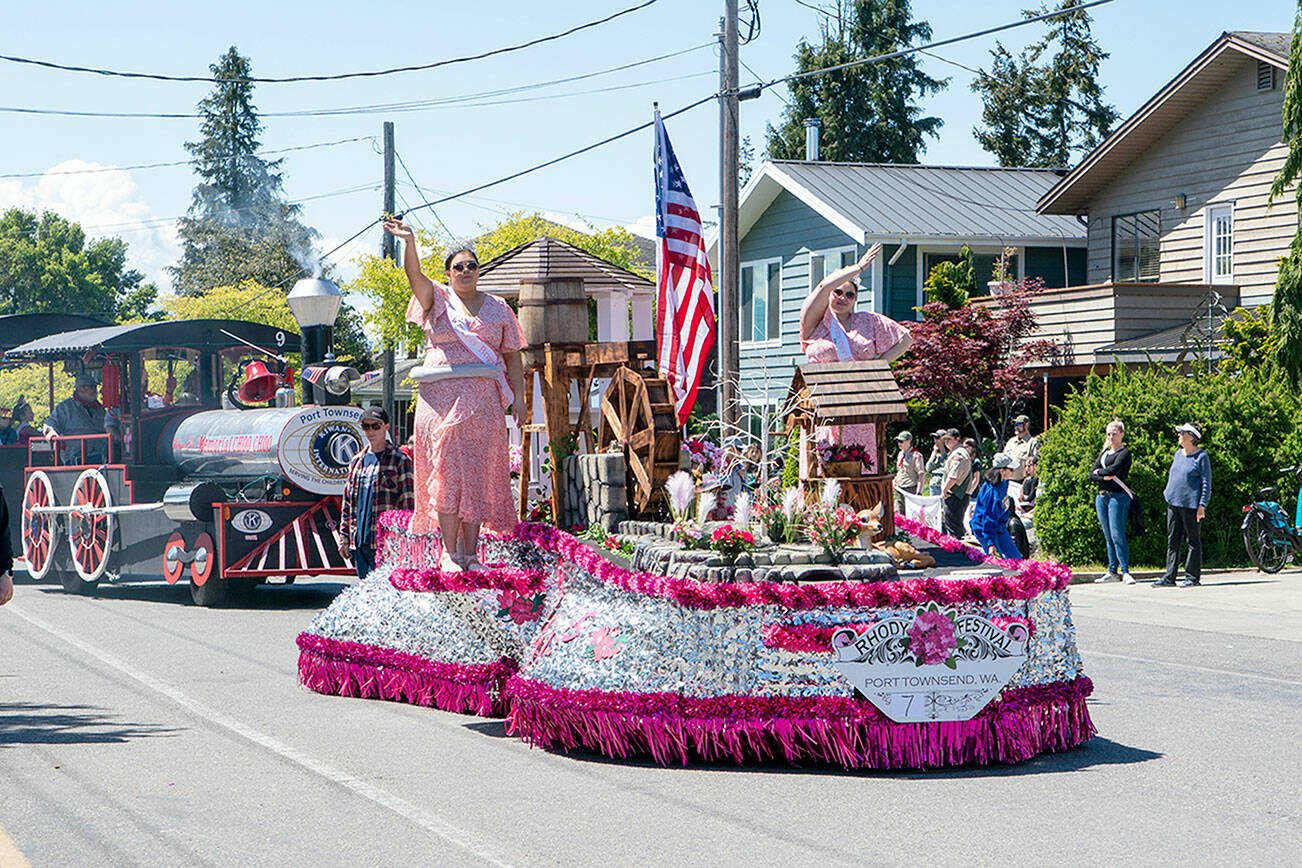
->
xmin=740 ymin=258 xmax=783 ymax=343
xmin=1205 ymin=204 xmax=1233 ymax=284
xmin=811 ymin=247 xmax=867 ymax=308
xmin=1112 ymin=210 xmax=1161 ymax=282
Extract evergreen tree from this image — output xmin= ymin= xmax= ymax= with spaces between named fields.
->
xmin=170 ymin=47 xmax=318 ymax=295
xmin=972 ymin=0 xmax=1117 ymax=168
xmin=1271 ymin=4 xmax=1302 ymax=386
xmin=766 ymin=1 xmax=946 ymax=163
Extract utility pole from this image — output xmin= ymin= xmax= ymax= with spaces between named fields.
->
xmin=381 ymin=121 xmax=396 ymax=423
xmin=718 ymin=0 xmax=741 ymax=429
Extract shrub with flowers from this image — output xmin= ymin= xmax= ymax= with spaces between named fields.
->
xmin=806 ymin=505 xmax=863 ymax=563
xmin=526 ymin=500 xmax=554 ymax=524
xmin=509 ymin=444 xmax=524 ymax=477
xmin=676 ymin=521 xmax=712 ymax=550
xmin=908 ymin=604 xmax=965 ymax=668
xmin=709 ymin=524 xmax=755 ymax=563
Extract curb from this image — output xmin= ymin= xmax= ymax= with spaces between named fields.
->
xmin=1068 ymin=567 xmax=1246 ymax=585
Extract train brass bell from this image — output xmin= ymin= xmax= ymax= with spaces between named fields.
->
xmin=238 ymin=360 xmax=282 ymax=403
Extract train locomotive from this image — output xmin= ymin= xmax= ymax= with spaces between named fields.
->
xmin=5 ymin=278 xmax=368 ymax=606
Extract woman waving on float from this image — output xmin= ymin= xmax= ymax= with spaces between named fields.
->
xmin=799 ymin=243 xmax=912 ymax=474
xmin=383 ymin=219 xmax=525 ymax=574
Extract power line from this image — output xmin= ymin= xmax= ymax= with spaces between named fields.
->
xmin=759 ymin=0 xmax=1117 ymax=91
xmin=0 ymin=136 xmax=375 ymax=180
xmin=394 ymin=150 xmax=454 ymax=241
xmin=0 ymin=0 xmax=661 ymax=84
xmin=0 ymin=48 xmax=714 ymax=121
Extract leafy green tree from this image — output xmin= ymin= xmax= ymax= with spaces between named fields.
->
xmin=170 ymin=47 xmax=318 ymax=295
xmin=346 ymin=212 xmax=650 ymax=357
xmin=766 ymin=0 xmax=946 ymax=163
xmin=1272 ymin=6 xmax=1302 ymax=385
xmin=0 ymin=208 xmax=158 ymax=321
xmin=972 ymin=0 xmax=1117 ymax=167
xmin=1220 ymin=305 xmax=1277 ymax=374
xmin=923 ymin=243 xmax=975 ymax=308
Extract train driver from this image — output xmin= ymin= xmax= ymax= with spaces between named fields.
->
xmin=43 ymin=373 xmax=110 ymax=463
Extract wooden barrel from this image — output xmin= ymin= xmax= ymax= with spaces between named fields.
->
xmin=517 ymin=280 xmax=588 ymax=347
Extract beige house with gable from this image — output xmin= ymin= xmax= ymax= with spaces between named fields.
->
xmin=1023 ymin=30 xmax=1296 ymax=387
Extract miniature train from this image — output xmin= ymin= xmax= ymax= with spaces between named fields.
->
xmin=3 ymin=280 xmax=368 ymax=605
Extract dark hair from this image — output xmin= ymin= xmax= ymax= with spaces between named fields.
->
xmin=983 ymin=467 xmax=1003 ymax=486
xmin=443 ymin=243 xmax=478 ymax=272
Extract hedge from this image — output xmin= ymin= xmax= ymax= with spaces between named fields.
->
xmin=1036 ymin=365 xmax=1301 ymax=568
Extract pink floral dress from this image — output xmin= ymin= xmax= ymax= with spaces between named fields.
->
xmin=800 ymin=309 xmax=910 ymax=475
xmin=406 ymin=288 xmax=524 ymax=534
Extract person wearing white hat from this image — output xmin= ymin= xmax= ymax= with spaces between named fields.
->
xmin=892 ymin=430 xmax=925 ymax=514
xmin=1157 ymin=423 xmax=1211 ymax=587
xmin=970 ymin=453 xmax=1022 ymax=559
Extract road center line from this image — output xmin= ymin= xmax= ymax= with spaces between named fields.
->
xmin=9 ymin=606 xmax=513 ymax=868
xmin=1087 ymin=650 xmax=1302 ymax=686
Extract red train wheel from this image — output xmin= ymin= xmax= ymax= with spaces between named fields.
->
xmin=190 ymin=532 xmax=215 ymax=586
xmin=163 ymin=531 xmax=186 ymax=585
xmin=68 ymin=469 xmax=115 ymax=583
xmin=21 ymin=471 xmax=58 ymax=580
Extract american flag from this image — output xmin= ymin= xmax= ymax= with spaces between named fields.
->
xmin=301 ymin=366 xmax=327 ymax=385
xmin=654 ymin=110 xmax=715 ymax=427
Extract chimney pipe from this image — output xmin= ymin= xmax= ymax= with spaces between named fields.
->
xmin=804 ymin=118 xmax=821 ymax=161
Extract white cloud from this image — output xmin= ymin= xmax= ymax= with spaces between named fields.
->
xmin=626 ymin=215 xmax=658 ymax=239
xmin=0 ymin=160 xmax=180 ymax=292
xmin=540 ymin=211 xmax=600 ymax=234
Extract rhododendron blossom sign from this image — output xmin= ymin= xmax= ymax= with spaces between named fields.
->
xmin=831 ymin=605 xmax=1030 ymax=723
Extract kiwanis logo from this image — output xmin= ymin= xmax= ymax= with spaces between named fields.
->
xmin=831 ymin=604 xmax=1029 ymax=723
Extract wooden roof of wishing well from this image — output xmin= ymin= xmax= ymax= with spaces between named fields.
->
xmin=784 ymin=359 xmax=909 ymax=426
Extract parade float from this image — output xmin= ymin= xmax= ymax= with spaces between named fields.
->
xmin=298 ymin=343 xmax=1093 ymax=769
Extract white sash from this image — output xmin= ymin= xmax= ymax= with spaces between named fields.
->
xmin=826 ymin=309 xmax=853 ymax=361
xmin=410 ymin=364 xmax=500 ymax=382
xmin=441 ymin=289 xmax=513 ymax=408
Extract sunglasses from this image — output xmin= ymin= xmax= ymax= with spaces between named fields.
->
xmin=361 ymin=422 xmax=384 ymax=431
xmin=831 ymin=286 xmax=857 ymax=299
xmin=451 ymin=261 xmax=479 ymax=273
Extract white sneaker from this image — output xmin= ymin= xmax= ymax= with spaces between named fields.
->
xmin=1095 ymin=573 xmax=1120 ymax=583
xmin=1121 ymin=572 xmax=1137 ymax=584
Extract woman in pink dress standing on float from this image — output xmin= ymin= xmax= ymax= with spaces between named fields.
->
xmin=799 ymin=242 xmax=913 ymax=475
xmin=383 ymin=219 xmax=525 ymax=574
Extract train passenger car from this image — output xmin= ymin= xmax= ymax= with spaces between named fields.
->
xmin=6 ymin=317 xmax=364 ymax=605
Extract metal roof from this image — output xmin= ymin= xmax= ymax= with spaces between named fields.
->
xmin=476 ymin=236 xmax=654 ymax=295
xmin=759 ymin=161 xmax=1084 ymax=243
xmin=6 ymin=319 xmax=301 ymax=361
xmin=0 ymin=313 xmax=109 ymax=354
xmin=1039 ymin=32 xmax=1289 ymax=215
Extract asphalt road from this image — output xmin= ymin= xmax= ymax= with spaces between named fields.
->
xmin=0 ymin=571 xmax=1298 ymax=867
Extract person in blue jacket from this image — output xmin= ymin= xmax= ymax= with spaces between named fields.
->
xmin=1156 ymin=422 xmax=1212 ymax=588
xmin=970 ymin=452 xmax=1021 ymax=559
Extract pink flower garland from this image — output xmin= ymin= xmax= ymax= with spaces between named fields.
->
xmin=389 ymin=566 xmax=546 ymax=595
xmin=375 ymin=510 xmax=1072 ymax=610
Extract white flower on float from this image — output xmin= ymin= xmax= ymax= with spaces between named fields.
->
xmin=821 ymin=478 xmax=841 ymax=509
xmin=666 ymin=471 xmax=696 ymax=521
xmin=734 ymin=492 xmax=751 ymax=530
xmin=782 ymin=487 xmax=802 ymax=520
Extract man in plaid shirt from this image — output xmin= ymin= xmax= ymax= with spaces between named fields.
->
xmin=338 ymin=407 xmax=414 ymax=579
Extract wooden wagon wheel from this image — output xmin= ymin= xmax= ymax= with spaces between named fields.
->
xmin=597 ymin=366 xmax=681 ymax=514
xmin=22 ymin=471 xmax=59 ymax=580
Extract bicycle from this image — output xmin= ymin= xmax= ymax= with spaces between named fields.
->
xmin=1241 ymin=466 xmax=1302 ymax=573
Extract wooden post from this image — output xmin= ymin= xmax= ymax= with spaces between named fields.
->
xmin=543 ymin=344 xmax=573 ymax=523
xmin=517 ymin=372 xmax=536 ymax=521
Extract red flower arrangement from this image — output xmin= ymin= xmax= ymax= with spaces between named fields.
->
xmin=817 ymin=442 xmax=871 ymax=465
xmin=806 ymin=505 xmax=863 ymax=562
xmin=709 ymin=525 xmax=755 ymax=563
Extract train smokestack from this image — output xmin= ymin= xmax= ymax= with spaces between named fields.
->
xmin=287 ymin=278 xmax=342 ymax=368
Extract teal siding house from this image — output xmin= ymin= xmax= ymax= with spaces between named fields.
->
xmin=721 ymin=160 xmax=1088 ymax=411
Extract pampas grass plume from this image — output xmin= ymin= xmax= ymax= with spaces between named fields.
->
xmin=782 ymin=487 xmax=801 ymax=520
xmin=821 ymin=478 xmax=841 ymax=508
xmin=666 ymin=471 xmax=696 ymax=519
xmin=734 ymin=492 xmax=751 ymax=529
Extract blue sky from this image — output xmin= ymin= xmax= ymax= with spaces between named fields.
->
xmin=0 ymin=0 xmax=1296 ymax=308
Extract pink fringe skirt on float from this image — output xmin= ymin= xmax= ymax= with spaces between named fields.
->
xmin=295 ymin=511 xmax=1096 ymax=769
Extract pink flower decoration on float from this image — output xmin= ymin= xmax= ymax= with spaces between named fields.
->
xmin=588 ymin=626 xmax=626 ymax=660
xmin=909 ymin=609 xmax=958 ymax=665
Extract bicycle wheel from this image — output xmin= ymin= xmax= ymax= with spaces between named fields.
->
xmin=1243 ymin=511 xmax=1290 ymax=573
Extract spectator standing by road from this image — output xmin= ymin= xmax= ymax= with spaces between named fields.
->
xmin=925 ymin=430 xmax=948 ymax=496
xmin=338 ymin=407 xmax=415 ymax=580
xmin=0 ymin=485 xmax=11 ymax=605
xmin=1156 ymin=423 xmax=1211 ymax=588
xmin=893 ymin=430 xmax=925 ymax=513
xmin=1091 ymin=419 xmax=1135 ymax=584
xmin=940 ymin=429 xmax=972 ymax=539
xmin=1004 ymin=414 xmax=1040 ymax=483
